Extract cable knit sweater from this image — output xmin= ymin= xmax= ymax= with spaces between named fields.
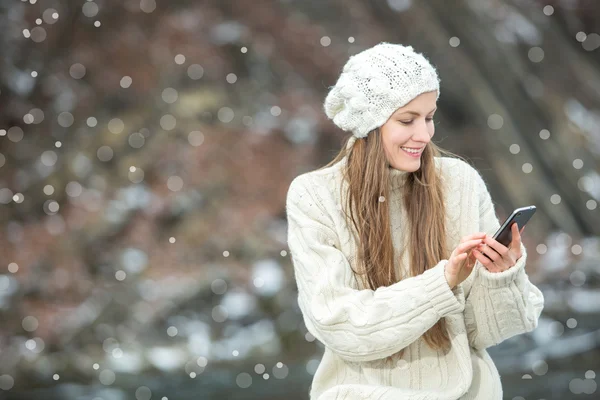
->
xmin=285 ymin=150 xmax=545 ymax=400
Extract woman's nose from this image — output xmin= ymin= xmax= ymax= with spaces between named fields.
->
xmin=414 ymin=121 xmax=431 ymax=142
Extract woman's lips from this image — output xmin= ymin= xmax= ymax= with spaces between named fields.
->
xmin=401 ymin=147 xmax=423 ymax=158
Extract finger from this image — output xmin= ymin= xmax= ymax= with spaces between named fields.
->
xmin=510 ymin=223 xmax=524 ymax=260
xmin=468 ymin=248 xmax=477 ymax=261
xmin=483 ymin=233 xmax=509 ymax=257
xmin=510 ymin=223 xmax=521 ymax=250
xmin=477 ymin=242 xmax=500 ymax=262
xmin=473 ymin=249 xmax=495 ymax=270
xmin=460 ymin=232 xmax=486 ymax=243
xmin=457 ymin=238 xmax=486 ymax=253
xmin=482 ymin=252 xmax=505 ymax=272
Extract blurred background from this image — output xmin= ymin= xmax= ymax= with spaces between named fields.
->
xmin=1 ymin=0 xmax=599 ymax=399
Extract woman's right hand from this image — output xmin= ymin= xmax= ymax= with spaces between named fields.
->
xmin=445 ymin=232 xmax=487 ymax=289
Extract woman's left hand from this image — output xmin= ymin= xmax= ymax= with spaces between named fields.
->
xmin=471 ymin=223 xmax=525 ymax=273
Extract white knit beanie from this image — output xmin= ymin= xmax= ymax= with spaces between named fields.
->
xmin=324 ymin=42 xmax=440 ymax=139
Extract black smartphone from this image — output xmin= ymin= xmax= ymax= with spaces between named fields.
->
xmin=493 ymin=205 xmax=536 ymax=246
xmin=481 ymin=205 xmax=537 ymax=261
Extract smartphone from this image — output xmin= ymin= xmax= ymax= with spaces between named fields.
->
xmin=493 ymin=205 xmax=536 ymax=247
xmin=480 ymin=206 xmax=536 ymax=261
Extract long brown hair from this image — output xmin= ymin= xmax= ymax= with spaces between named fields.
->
xmin=318 ymin=128 xmax=468 ymax=356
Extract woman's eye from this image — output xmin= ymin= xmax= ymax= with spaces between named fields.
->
xmin=400 ymin=117 xmax=434 ymax=125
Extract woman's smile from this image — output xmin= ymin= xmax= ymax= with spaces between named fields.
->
xmin=401 ymin=146 xmax=424 ymax=158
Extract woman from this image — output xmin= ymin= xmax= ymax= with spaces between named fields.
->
xmin=285 ymin=42 xmax=544 ymax=400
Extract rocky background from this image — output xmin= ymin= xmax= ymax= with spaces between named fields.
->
xmin=1 ymin=0 xmax=599 ymax=399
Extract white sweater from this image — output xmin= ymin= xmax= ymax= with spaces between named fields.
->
xmin=285 ymin=150 xmax=545 ymax=400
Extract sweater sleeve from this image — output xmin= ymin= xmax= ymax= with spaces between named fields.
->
xmin=286 ymin=175 xmax=465 ymax=363
xmin=463 ymin=167 xmax=545 ymax=350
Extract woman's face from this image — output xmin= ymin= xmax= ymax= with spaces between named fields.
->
xmin=380 ymin=90 xmax=437 ymax=172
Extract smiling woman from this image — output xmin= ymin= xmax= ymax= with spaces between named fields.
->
xmin=286 ymin=42 xmax=544 ymax=400
xmin=381 ymin=92 xmax=437 ymax=170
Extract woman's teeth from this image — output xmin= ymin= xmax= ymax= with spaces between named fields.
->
xmin=401 ymin=147 xmax=422 ymax=154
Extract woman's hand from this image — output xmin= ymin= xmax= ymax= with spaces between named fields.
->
xmin=472 ymin=223 xmax=525 ymax=273
xmin=445 ymin=232 xmax=486 ymax=289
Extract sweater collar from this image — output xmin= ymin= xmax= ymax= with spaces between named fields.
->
xmin=388 ymin=165 xmax=409 ymax=190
